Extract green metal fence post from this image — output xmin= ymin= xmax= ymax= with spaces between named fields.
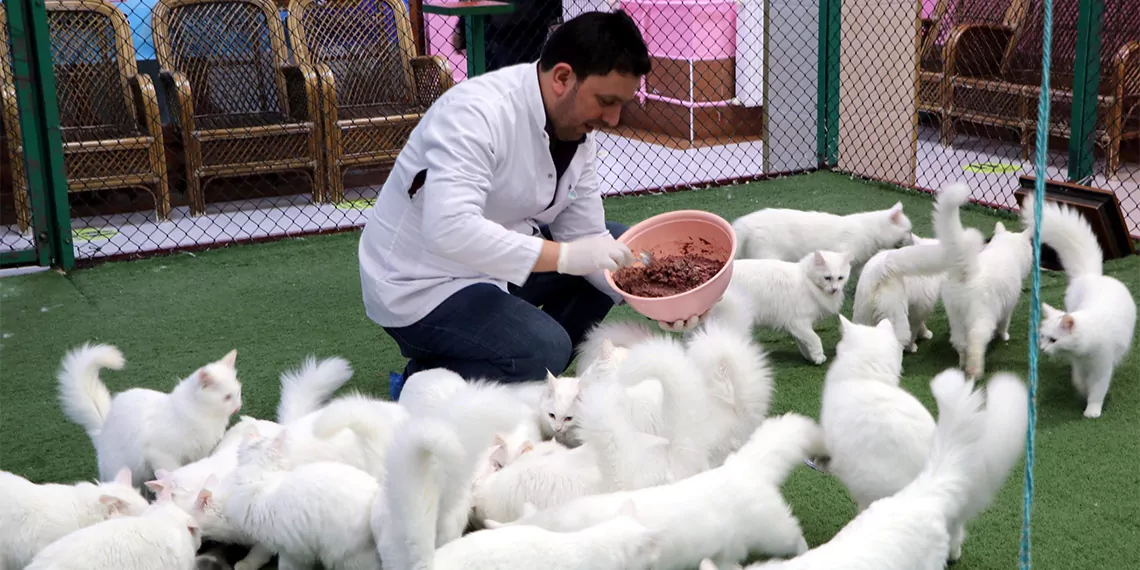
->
xmin=816 ymin=0 xmax=841 ymax=167
xmin=10 ymin=0 xmax=73 ymax=270
xmin=1067 ymin=0 xmax=1104 ymax=183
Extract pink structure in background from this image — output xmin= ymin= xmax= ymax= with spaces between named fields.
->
xmin=424 ymin=14 xmax=468 ymax=84
xmin=922 ymin=0 xmax=938 ymax=18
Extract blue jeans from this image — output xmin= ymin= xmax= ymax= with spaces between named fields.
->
xmin=384 ymin=221 xmax=628 ymax=388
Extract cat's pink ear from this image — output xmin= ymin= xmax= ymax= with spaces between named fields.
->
xmin=1041 ymin=303 xmax=1061 ymax=320
xmin=157 ymin=486 xmax=174 ymax=504
xmin=114 ymin=467 xmax=134 ymax=487
xmin=220 ymin=349 xmax=238 ymax=368
xmin=813 ymin=251 xmax=826 ymax=266
xmin=1060 ymin=314 xmax=1075 ymax=332
xmin=145 ymin=480 xmax=167 ymax=493
xmin=493 ymin=434 xmax=507 ymax=447
xmin=889 ymin=202 xmax=905 ymax=223
xmin=195 ymin=488 xmax=213 ymax=511
xmin=269 ymin=430 xmax=289 ymax=453
xmin=99 ymin=495 xmax=131 ymax=516
xmin=840 ymin=251 xmax=853 ymax=266
xmin=545 ymin=370 xmax=558 ymax=385
xmin=198 ymin=370 xmax=214 ymax=388
xmin=994 ymin=221 xmax=1007 ymax=234
xmin=838 ymin=314 xmax=853 ymax=334
xmin=519 ymin=441 xmax=534 ymax=455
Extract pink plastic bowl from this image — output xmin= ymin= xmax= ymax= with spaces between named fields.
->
xmin=604 ymin=210 xmax=736 ymax=323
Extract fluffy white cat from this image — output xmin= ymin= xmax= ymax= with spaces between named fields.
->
xmin=732 ymin=202 xmax=913 ymax=265
xmin=470 ymin=439 xmax=604 ymax=529
xmin=574 ymin=320 xmax=657 ymax=376
xmin=852 ymin=234 xmax=949 ymax=352
xmin=434 ymin=501 xmax=660 ymax=570
xmin=1037 ymin=200 xmax=1138 ymax=418
xmin=820 ymin=316 xmax=935 ymax=513
xmin=57 ymin=343 xmax=243 ymax=487
xmin=933 ymin=182 xmax=1035 ymax=379
xmin=26 ymin=488 xmax=201 ymax=570
xmin=708 ymin=251 xmax=851 ymax=364
xmin=490 ymin=413 xmax=826 ymax=570
xmin=373 ymin=380 xmax=534 ymax=570
xmin=223 ymin=430 xmax=383 ymax=570
xmin=703 ymin=369 xmax=1028 ymax=570
xmin=0 ymin=468 xmax=149 ymax=569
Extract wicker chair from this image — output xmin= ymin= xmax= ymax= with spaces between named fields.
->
xmin=948 ymin=0 xmax=1139 ymax=175
xmin=286 ymin=0 xmax=453 ymax=204
xmin=1 ymin=3 xmax=32 ymax=234
xmin=917 ymin=0 xmax=1032 ymax=145
xmin=152 ymin=0 xmax=324 ymax=215
xmin=5 ymin=0 xmax=172 ymax=233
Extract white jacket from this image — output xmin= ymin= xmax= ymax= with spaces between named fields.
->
xmin=358 ymin=63 xmax=619 ymax=328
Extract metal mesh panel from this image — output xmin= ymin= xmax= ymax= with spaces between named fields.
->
xmin=2 ymin=2 xmax=38 ymax=251
xmin=2 ymin=0 xmax=1137 ymax=265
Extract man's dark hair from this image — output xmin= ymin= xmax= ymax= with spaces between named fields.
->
xmin=539 ymin=10 xmax=651 ymax=78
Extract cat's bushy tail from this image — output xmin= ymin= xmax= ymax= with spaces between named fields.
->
xmin=726 ymin=413 xmax=826 ymax=486
xmin=275 ymin=355 xmax=354 ymax=424
xmin=1039 ymin=199 xmax=1103 ymax=278
xmin=376 ymin=379 xmax=534 ymax=568
xmin=911 ymin=369 xmax=1027 ymax=529
xmin=57 ymin=343 xmax=123 ymax=439
xmin=310 ymin=391 xmax=408 ymax=479
xmin=684 ymin=320 xmax=774 ymax=451
xmin=576 ymin=319 xmax=658 ymax=373
xmin=933 ymin=183 xmax=986 ymax=281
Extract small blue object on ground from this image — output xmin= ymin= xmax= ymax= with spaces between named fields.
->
xmin=388 ymin=372 xmax=405 ymax=401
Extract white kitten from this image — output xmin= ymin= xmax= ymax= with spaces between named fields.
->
xmin=0 ymin=468 xmax=149 ymax=568
xmin=1037 ymin=200 xmax=1137 ymax=418
xmin=821 ymin=316 xmax=935 ymax=513
xmin=26 ymin=488 xmax=201 ymax=570
xmin=57 ymin=344 xmax=243 ymax=487
xmin=493 ymin=414 xmax=825 ymax=570
xmin=709 ymin=251 xmax=851 ymax=365
xmin=373 ymin=380 xmax=534 ymax=570
xmin=223 ymin=430 xmax=383 ymax=570
xmin=853 ymin=234 xmax=949 ymax=352
xmin=933 ymin=183 xmax=1035 ymax=379
xmin=470 ymin=439 xmax=604 ymax=529
xmin=733 ymin=202 xmax=913 ymax=265
xmin=574 ymin=320 xmax=656 ymax=376
xmin=435 ymin=501 xmax=660 ymax=570
xmin=712 ymin=370 xmax=1028 ymax=570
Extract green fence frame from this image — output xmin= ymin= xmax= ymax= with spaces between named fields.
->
xmin=2 ymin=0 xmax=74 ymax=270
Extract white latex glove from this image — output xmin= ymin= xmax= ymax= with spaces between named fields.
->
xmin=657 ymin=311 xmax=707 ymax=333
xmin=556 ymin=234 xmax=635 ymax=276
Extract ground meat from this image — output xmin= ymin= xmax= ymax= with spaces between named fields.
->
xmin=614 ymin=252 xmax=725 ymax=298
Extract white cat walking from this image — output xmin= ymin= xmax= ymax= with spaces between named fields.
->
xmin=708 ymin=251 xmax=851 ymax=364
xmin=26 ymin=488 xmax=202 ymax=570
xmin=0 ymin=468 xmax=149 ymax=569
xmin=1038 ymin=200 xmax=1137 ymax=418
xmin=732 ymin=203 xmax=913 ymax=265
xmin=57 ymin=344 xmax=243 ymax=487
xmin=852 ymin=234 xmax=949 ymax=352
xmin=933 ymin=183 xmax=1034 ymax=379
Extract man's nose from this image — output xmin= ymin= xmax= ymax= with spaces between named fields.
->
xmin=602 ymin=107 xmax=621 ymax=127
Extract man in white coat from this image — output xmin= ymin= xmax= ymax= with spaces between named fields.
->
xmin=359 ymin=10 xmax=700 ymax=396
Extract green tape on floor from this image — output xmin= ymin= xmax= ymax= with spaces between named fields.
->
xmin=963 ymin=161 xmax=1023 ymax=174
xmin=72 ymin=227 xmax=119 ymax=241
xmin=335 ymin=199 xmax=375 ymax=210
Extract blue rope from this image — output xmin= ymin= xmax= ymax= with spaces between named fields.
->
xmin=1021 ymin=0 xmax=1054 ymax=567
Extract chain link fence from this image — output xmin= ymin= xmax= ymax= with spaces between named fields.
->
xmin=2 ymin=0 xmax=1138 ymax=266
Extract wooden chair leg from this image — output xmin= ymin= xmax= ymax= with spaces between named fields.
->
xmin=153 ymin=176 xmax=172 ymax=221
xmin=14 ymin=176 xmax=31 ymax=234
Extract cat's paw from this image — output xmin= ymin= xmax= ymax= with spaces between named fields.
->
xmin=921 ymin=328 xmax=934 ymax=340
xmin=1083 ymin=403 xmax=1103 ymax=419
xmin=906 ymin=342 xmax=919 ymax=353
xmin=810 ymin=353 xmax=827 ymax=365
xmin=999 ymin=331 xmax=1010 ymax=342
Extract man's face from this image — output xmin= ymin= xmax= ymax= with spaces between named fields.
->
xmin=548 ymin=63 xmax=641 ymax=140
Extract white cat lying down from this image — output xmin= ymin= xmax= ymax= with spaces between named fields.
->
xmin=487 ymin=413 xmax=826 ymax=570
xmin=701 ymin=369 xmax=1028 ymax=570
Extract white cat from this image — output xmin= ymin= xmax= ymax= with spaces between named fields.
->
xmin=820 ymin=316 xmax=935 ymax=513
xmin=26 ymin=488 xmax=201 ymax=570
xmin=1037 ymin=200 xmax=1138 ymax=418
xmin=470 ymin=439 xmax=604 ymax=529
xmin=574 ymin=320 xmax=656 ymax=376
xmin=852 ymin=234 xmax=949 ymax=352
xmin=0 ymin=468 xmax=149 ymax=569
xmin=57 ymin=343 xmax=243 ymax=487
xmin=434 ymin=501 xmax=660 ymax=570
xmin=733 ymin=202 xmax=913 ymax=265
xmin=708 ymin=251 xmax=851 ymax=365
xmin=373 ymin=380 xmax=534 ymax=570
xmin=223 ymin=430 xmax=383 ymax=570
xmin=275 ymin=355 xmax=357 ymax=425
xmin=933 ymin=182 xmax=1035 ymax=379
xmin=490 ymin=413 xmax=825 ymax=570
xmin=704 ymin=369 xmax=1028 ymax=570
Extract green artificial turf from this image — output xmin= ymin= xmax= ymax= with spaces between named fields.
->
xmin=1 ymin=171 xmax=1137 ymax=568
